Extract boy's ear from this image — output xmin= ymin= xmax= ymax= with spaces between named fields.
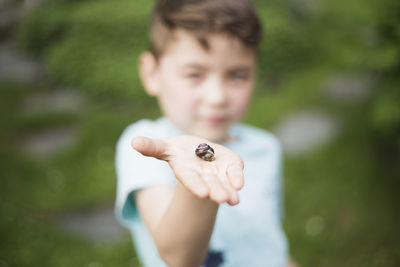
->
xmin=139 ymin=51 xmax=160 ymax=96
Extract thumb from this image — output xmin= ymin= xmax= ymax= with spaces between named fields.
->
xmin=131 ymin=136 xmax=168 ymax=160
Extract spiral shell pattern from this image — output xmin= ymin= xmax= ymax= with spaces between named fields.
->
xmin=195 ymin=143 xmax=215 ymax=161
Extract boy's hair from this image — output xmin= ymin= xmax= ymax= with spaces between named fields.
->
xmin=149 ymin=0 xmax=263 ymax=59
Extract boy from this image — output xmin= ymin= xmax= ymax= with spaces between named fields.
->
xmin=115 ymin=0 xmax=294 ymax=266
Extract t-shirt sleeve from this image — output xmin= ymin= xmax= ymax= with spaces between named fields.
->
xmin=114 ymin=120 xmax=175 ymax=227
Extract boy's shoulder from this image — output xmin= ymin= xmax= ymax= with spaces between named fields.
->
xmin=119 ymin=117 xmax=179 ymax=141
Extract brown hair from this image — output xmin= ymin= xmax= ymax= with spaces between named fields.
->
xmin=149 ymin=0 xmax=263 ymax=59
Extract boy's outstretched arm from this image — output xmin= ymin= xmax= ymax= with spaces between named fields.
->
xmin=132 ymin=136 xmax=244 ymax=267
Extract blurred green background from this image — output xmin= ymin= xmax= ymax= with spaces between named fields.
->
xmin=1 ymin=0 xmax=399 ymax=266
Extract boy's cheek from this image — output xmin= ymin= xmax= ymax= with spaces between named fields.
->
xmin=170 ymin=94 xmax=198 ymax=117
xmin=233 ymin=91 xmax=252 ymax=112
xmin=180 ymin=90 xmax=200 ymax=107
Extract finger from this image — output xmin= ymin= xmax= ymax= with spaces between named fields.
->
xmin=217 ymin=168 xmax=240 ymax=205
xmin=131 ymin=136 xmax=168 ymax=160
xmin=227 ymin=193 xmax=240 ymax=206
xmin=226 ymin=163 xmax=244 ymax=190
xmin=176 ymin=168 xmax=209 ymax=199
xmin=202 ymin=173 xmax=229 ymax=203
xmin=220 ymin=175 xmax=240 ymax=206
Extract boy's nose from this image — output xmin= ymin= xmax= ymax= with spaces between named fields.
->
xmin=203 ymin=78 xmax=227 ymax=107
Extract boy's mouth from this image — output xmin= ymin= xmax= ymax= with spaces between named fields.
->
xmin=204 ymin=115 xmax=226 ymax=125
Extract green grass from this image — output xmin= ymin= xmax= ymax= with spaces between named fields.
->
xmin=0 ymin=83 xmax=150 ymax=266
xmin=284 ymin=106 xmax=400 ymax=266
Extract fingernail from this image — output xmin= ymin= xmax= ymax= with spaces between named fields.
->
xmin=217 ymin=191 xmax=229 ymax=203
xmin=229 ymin=199 xmax=240 ymax=206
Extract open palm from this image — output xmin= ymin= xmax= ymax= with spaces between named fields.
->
xmin=132 ymin=135 xmax=244 ymax=205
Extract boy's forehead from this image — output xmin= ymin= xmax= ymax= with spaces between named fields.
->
xmin=160 ymin=29 xmax=255 ymax=64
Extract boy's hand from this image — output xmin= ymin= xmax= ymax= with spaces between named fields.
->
xmin=131 ymin=135 xmax=244 ymax=206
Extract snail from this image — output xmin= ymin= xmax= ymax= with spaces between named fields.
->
xmin=195 ymin=143 xmax=215 ymax=161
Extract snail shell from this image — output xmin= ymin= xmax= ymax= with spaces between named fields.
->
xmin=195 ymin=143 xmax=215 ymax=161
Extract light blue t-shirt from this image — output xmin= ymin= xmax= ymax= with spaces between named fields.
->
xmin=115 ymin=117 xmax=288 ymax=267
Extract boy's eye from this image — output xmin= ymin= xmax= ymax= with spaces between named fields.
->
xmin=184 ymin=72 xmax=204 ymax=80
xmin=228 ymin=71 xmax=250 ymax=81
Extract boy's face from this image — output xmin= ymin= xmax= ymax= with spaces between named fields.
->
xmin=145 ymin=30 xmax=256 ymax=142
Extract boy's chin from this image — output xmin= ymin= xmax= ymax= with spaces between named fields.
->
xmin=197 ymin=129 xmax=232 ymax=143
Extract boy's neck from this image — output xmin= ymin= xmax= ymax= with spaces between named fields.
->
xmin=161 ymin=116 xmax=237 ymax=144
